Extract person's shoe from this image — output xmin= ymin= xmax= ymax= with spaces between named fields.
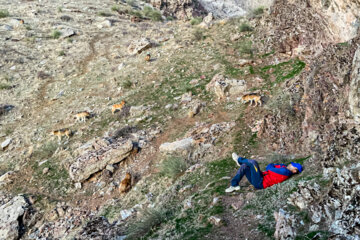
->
xmin=225 ymin=186 xmax=240 ymax=193
xmin=232 ymin=153 xmax=240 ymax=166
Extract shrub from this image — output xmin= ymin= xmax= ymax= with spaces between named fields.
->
xmin=51 ymin=30 xmax=61 ymax=39
xmin=239 ymin=22 xmax=253 ymax=32
xmin=143 ymin=6 xmax=162 ymax=21
xmin=111 ymin=5 xmax=120 ymax=12
xmin=166 ymin=16 xmax=174 ymax=21
xmin=253 ymin=7 xmax=264 ymax=16
xmin=126 ymin=0 xmax=137 ymax=7
xmin=58 ymin=50 xmax=65 ymax=56
xmin=193 ymin=28 xmax=205 ymax=41
xmin=129 ymin=9 xmax=142 ymax=18
xmin=0 ymin=9 xmax=9 ymax=18
xmin=0 ymin=83 xmax=12 ymax=90
xmin=190 ymin=17 xmax=202 ymax=25
xmin=160 ymin=156 xmax=188 ymax=179
xmin=127 ymin=208 xmax=172 ymax=239
xmin=98 ymin=11 xmax=112 ymax=17
xmin=122 ymin=79 xmax=132 ymax=89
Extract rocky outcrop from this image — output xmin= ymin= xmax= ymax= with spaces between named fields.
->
xmin=274 ymin=209 xmax=297 ymax=240
xmin=288 ymin=164 xmax=360 ymax=239
xmin=150 ymin=0 xmax=207 ymax=19
xmin=307 ymin=0 xmax=360 ymax=43
xmin=160 ymin=137 xmax=195 ymax=154
xmin=69 ymin=139 xmax=134 ymax=182
xmin=0 ymin=195 xmax=29 ymax=240
xmin=349 ymin=46 xmax=360 ymax=123
xmin=127 ymin=38 xmax=153 ymax=55
xmin=198 ymin=0 xmax=274 ymax=18
xmin=206 ymin=74 xmax=247 ymax=100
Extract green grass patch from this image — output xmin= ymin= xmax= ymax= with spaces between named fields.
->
xmin=127 ymin=208 xmax=173 ymax=239
xmin=98 ymin=11 xmax=112 ymax=17
xmin=143 ymin=6 xmax=162 ymax=21
xmin=190 ymin=17 xmax=202 ymax=25
xmin=253 ymin=7 xmax=264 ymax=16
xmin=0 ymin=9 xmax=9 ymax=18
xmin=295 ymin=231 xmax=330 ymax=240
xmin=160 ymin=156 xmax=188 ymax=179
xmin=0 ymin=83 xmax=12 ymax=90
xmin=50 ymin=30 xmax=61 ymax=39
xmin=239 ymin=22 xmax=253 ymax=32
xmin=253 ymin=59 xmax=306 ymax=88
xmin=31 ymin=142 xmax=58 ymax=160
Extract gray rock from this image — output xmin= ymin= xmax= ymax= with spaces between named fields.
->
xmin=120 ymin=209 xmax=133 ymax=220
xmin=128 ymin=38 xmax=152 ymax=55
xmin=0 ymin=171 xmax=15 ymax=186
xmin=0 ymin=196 xmax=29 ymax=240
xmin=1 ymin=138 xmax=12 ymax=150
xmin=159 ymin=137 xmax=195 ymax=154
xmin=274 ymin=209 xmax=296 ymax=240
xmin=69 ymin=139 xmax=133 ymax=182
xmin=59 ymin=28 xmax=76 ymax=39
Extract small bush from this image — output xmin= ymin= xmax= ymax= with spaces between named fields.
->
xmin=0 ymin=83 xmax=12 ymax=90
xmin=160 ymin=157 xmax=188 ymax=179
xmin=166 ymin=16 xmax=174 ymax=21
xmin=0 ymin=9 xmax=9 ymax=18
xmin=239 ymin=23 xmax=253 ymax=32
xmin=127 ymin=208 xmax=172 ymax=239
xmin=238 ymin=41 xmax=253 ymax=55
xmin=111 ymin=5 xmax=120 ymax=12
xmin=98 ymin=11 xmax=112 ymax=17
xmin=190 ymin=17 xmax=202 ymax=25
xmin=122 ymin=80 xmax=132 ymax=89
xmin=58 ymin=50 xmax=65 ymax=56
xmin=129 ymin=9 xmax=142 ymax=18
xmin=126 ymin=0 xmax=137 ymax=7
xmin=51 ymin=30 xmax=61 ymax=39
xmin=57 ymin=7 xmax=62 ymax=13
xmin=193 ymin=28 xmax=205 ymax=41
xmin=143 ymin=6 xmax=162 ymax=21
xmin=253 ymin=7 xmax=264 ymax=16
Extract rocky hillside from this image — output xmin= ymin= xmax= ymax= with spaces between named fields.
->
xmin=0 ymin=0 xmax=360 ymax=239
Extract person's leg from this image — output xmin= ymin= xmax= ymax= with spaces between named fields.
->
xmin=230 ymin=164 xmax=248 ymax=187
xmin=244 ymin=160 xmax=263 ymax=189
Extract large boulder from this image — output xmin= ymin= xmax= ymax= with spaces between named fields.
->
xmin=159 ymin=137 xmax=195 ymax=154
xmin=198 ymin=0 xmax=274 ymax=18
xmin=150 ymin=0 xmax=206 ymax=19
xmin=0 ymin=196 xmax=29 ymax=240
xmin=349 ymin=46 xmax=360 ymax=123
xmin=127 ymin=38 xmax=153 ymax=55
xmin=69 ymin=139 xmax=133 ymax=182
xmin=206 ymin=74 xmax=246 ymax=100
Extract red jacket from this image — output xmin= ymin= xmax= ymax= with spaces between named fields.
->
xmin=262 ymin=164 xmax=293 ymax=189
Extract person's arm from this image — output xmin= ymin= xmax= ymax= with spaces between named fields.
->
xmin=268 ymin=166 xmax=292 ymax=176
xmin=266 ymin=163 xmax=287 ymax=171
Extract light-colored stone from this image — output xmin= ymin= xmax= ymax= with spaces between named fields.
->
xmin=0 ymin=171 xmax=15 ymax=186
xmin=159 ymin=137 xmax=195 ymax=154
xmin=69 ymin=139 xmax=133 ymax=182
xmin=274 ymin=209 xmax=296 ymax=240
xmin=120 ymin=209 xmax=133 ymax=220
xmin=128 ymin=38 xmax=152 ymax=55
xmin=0 ymin=196 xmax=29 ymax=240
xmin=1 ymin=138 xmax=12 ymax=150
xmin=208 ymin=216 xmax=222 ymax=226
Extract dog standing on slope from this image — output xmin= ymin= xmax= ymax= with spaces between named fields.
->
xmin=111 ymin=100 xmax=126 ymax=114
xmin=119 ymin=172 xmax=132 ymax=193
xmin=241 ymin=94 xmax=262 ymax=107
xmin=74 ymin=111 xmax=90 ymax=123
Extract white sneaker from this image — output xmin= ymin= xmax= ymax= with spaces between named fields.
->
xmin=225 ymin=186 xmax=240 ymax=193
xmin=232 ymin=153 xmax=240 ymax=166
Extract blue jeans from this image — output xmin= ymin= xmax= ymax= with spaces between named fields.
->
xmin=231 ymin=157 xmax=263 ymax=189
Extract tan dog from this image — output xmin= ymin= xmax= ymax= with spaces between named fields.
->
xmin=51 ymin=128 xmax=71 ymax=141
xmin=241 ymin=94 xmax=262 ymax=107
xmin=119 ymin=172 xmax=132 ymax=193
xmin=111 ymin=100 xmax=126 ymax=114
xmin=75 ymin=111 xmax=90 ymax=122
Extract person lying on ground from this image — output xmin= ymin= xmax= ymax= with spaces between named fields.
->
xmin=225 ymin=153 xmax=303 ymax=193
